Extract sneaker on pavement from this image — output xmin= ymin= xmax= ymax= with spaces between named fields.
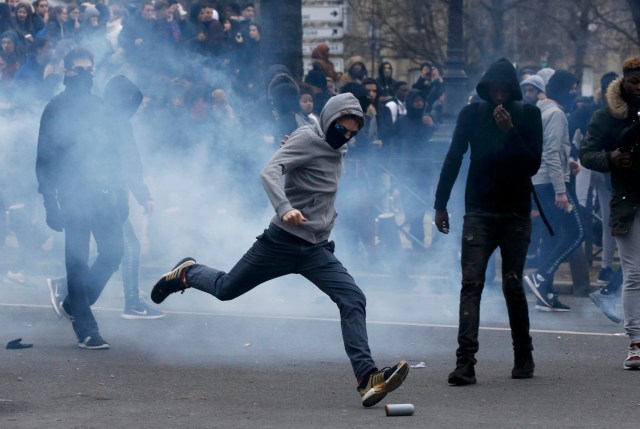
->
xmin=357 ymin=360 xmax=409 ymax=407
xmin=78 ymin=335 xmax=110 ymax=350
xmin=597 ymin=267 xmax=615 ymax=286
xmin=150 ymin=257 xmax=196 ymax=304
xmin=524 ymin=273 xmax=552 ymax=308
xmin=46 ymin=278 xmax=67 ymax=319
xmin=589 ymin=290 xmax=623 ymax=324
xmin=535 ymin=296 xmax=570 ymax=312
xmin=122 ymin=301 xmax=165 ymax=320
xmin=448 ymin=358 xmax=477 ymax=386
xmin=623 ymin=344 xmax=640 ymax=370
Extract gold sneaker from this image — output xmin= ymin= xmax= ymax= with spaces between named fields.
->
xmin=358 ymin=360 xmax=409 ymax=407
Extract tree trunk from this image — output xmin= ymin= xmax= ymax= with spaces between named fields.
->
xmin=627 ymin=0 xmax=640 ymax=44
xmin=260 ymin=0 xmax=303 ymax=81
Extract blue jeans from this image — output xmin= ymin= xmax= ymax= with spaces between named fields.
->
xmin=456 ymin=211 xmax=533 ymax=362
xmin=186 ymin=224 xmax=377 ymax=380
xmin=64 ymin=212 xmax=124 ymax=340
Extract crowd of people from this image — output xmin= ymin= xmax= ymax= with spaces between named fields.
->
xmin=0 ymin=0 xmax=638 ymax=395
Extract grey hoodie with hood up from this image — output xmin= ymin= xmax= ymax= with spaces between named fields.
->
xmin=261 ymin=93 xmax=363 ymax=244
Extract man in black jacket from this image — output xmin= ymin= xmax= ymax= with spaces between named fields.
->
xmin=36 ymin=48 xmax=126 ymax=349
xmin=434 ymin=58 xmax=543 ymax=385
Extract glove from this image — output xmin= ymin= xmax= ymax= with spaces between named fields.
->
xmin=43 ymin=196 xmax=64 ymax=232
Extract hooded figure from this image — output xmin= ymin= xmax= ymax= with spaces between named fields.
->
xmin=434 ymin=57 xmax=543 ymax=386
xmin=546 ymin=70 xmax=579 ymax=113
xmin=261 ymin=93 xmax=364 ymax=243
xmin=376 ymin=61 xmax=396 ymax=102
xmin=395 ymin=89 xmax=434 ymax=156
xmin=103 ymin=75 xmax=150 ymax=207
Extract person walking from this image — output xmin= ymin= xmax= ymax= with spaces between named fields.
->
xmin=434 ymin=58 xmax=543 ymax=385
xmin=36 ymin=48 xmax=126 ymax=349
xmin=580 ymin=56 xmax=640 ymax=370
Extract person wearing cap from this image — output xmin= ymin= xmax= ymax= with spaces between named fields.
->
xmin=434 ymin=58 xmax=543 ymax=385
xmin=149 ymin=93 xmax=410 ymax=407
xmin=580 ymin=56 xmax=640 ymax=370
xmin=520 ymin=74 xmax=584 ymax=312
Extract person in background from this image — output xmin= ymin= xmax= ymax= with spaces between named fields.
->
xmin=580 ymin=56 xmax=640 ymax=370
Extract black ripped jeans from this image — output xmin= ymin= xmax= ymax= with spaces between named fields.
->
xmin=456 ymin=210 xmax=533 ymax=363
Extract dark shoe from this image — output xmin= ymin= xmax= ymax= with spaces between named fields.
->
xmin=150 ymin=257 xmax=196 ymax=304
xmin=597 ymin=267 xmax=615 ymax=286
xmin=524 ymin=273 xmax=552 ymax=308
xmin=535 ymin=296 xmax=570 ymax=312
xmin=46 ymin=278 xmax=67 ymax=319
xmin=589 ymin=290 xmax=622 ymax=324
xmin=448 ymin=359 xmax=477 ymax=386
xmin=357 ymin=360 xmax=409 ymax=407
xmin=512 ymin=349 xmax=535 ymax=379
xmin=122 ymin=300 xmax=165 ymax=320
xmin=78 ymin=335 xmax=110 ymax=350
xmin=624 ymin=344 xmax=640 ymax=370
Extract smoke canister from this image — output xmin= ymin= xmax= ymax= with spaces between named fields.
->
xmin=385 ymin=403 xmax=415 ymax=416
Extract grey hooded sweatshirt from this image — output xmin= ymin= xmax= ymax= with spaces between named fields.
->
xmin=532 ymin=98 xmax=570 ymax=194
xmin=261 ymin=93 xmax=363 ymax=244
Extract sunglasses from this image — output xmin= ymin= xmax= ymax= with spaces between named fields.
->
xmin=334 ymin=122 xmax=358 ymax=138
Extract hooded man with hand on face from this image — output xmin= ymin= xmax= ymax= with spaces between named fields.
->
xmin=434 ymin=58 xmax=543 ymax=386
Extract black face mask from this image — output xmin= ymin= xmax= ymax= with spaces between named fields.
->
xmin=64 ymin=67 xmax=93 ymax=91
xmin=325 ymin=123 xmax=351 ymax=149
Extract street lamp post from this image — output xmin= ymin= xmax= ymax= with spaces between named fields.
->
xmin=443 ymin=0 xmax=468 ymax=119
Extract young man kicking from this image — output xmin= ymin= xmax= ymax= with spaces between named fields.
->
xmin=150 ymin=93 xmax=409 ymax=406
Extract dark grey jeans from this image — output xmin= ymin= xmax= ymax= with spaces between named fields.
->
xmin=186 ymin=223 xmax=377 ymax=380
xmin=456 ymin=211 xmax=533 ymax=362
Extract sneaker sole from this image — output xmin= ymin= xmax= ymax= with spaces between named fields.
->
xmin=151 ymin=257 xmax=196 ymax=304
xmin=361 ymin=360 xmax=409 ymax=407
xmin=46 ymin=279 xmax=63 ymax=319
xmin=589 ymin=293 xmax=623 ymax=324
xmin=534 ymin=305 xmax=570 ymax=312
xmin=623 ymin=362 xmax=640 ymax=370
xmin=448 ymin=374 xmax=477 ymax=386
xmin=121 ymin=313 xmax=166 ymax=320
xmin=523 ymin=276 xmax=552 ymax=308
xmin=77 ymin=341 xmax=110 ymax=350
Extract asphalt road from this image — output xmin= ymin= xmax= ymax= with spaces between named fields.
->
xmin=1 ymin=272 xmax=637 ymax=429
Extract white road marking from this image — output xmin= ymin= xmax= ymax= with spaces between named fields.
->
xmin=0 ymin=302 xmax=624 ymax=337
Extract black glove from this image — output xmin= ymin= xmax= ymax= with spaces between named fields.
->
xmin=43 ymin=195 xmax=64 ymax=232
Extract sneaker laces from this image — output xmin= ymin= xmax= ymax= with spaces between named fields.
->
xmin=164 ymin=268 xmax=188 ymax=293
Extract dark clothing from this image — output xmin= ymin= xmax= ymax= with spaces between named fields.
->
xmin=533 ymin=183 xmax=584 ymax=292
xmin=187 ymin=224 xmax=376 ymax=379
xmin=457 ymin=212 xmax=533 ymax=358
xmin=36 ymin=84 xmax=130 ymax=341
xmin=435 ymin=58 xmax=542 ymax=367
xmin=580 ymin=77 xmax=640 ymax=236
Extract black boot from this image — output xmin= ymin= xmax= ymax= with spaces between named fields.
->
xmin=512 ymin=348 xmax=535 ymax=379
xmin=448 ymin=357 xmax=477 ymax=386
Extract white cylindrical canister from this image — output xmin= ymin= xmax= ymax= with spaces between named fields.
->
xmin=385 ymin=403 xmax=415 ymax=416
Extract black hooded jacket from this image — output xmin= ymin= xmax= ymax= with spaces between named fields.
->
xmin=434 ymin=58 xmax=543 ymax=214
xmin=103 ymin=75 xmax=151 ymax=206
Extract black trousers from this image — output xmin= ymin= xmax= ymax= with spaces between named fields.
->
xmin=456 ymin=211 xmax=533 ymax=362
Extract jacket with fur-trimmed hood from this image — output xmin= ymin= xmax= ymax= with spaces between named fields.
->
xmin=261 ymin=93 xmax=363 ymax=243
xmin=580 ymin=76 xmax=640 ymax=235
xmin=435 ymin=58 xmax=543 ymax=214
